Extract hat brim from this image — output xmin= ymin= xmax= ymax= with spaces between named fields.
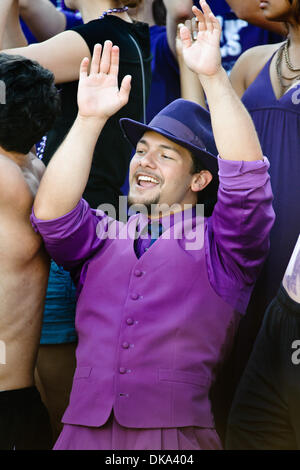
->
xmin=120 ymin=118 xmax=219 ymax=177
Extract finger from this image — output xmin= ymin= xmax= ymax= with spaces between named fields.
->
xmin=185 ymin=19 xmax=192 ymax=34
xmin=192 ymin=5 xmax=206 ymax=32
xmin=90 ymin=43 xmax=102 ymax=75
xmin=200 ymin=0 xmax=213 ymax=16
xmin=108 ymin=45 xmax=120 ymax=77
xmin=79 ymin=57 xmax=89 ymax=79
xmin=179 ymin=24 xmax=192 ymax=49
xmin=200 ymin=0 xmax=213 ymax=33
xmin=210 ymin=12 xmax=222 ymax=35
xmin=191 ymin=17 xmax=198 ymax=41
xmin=100 ymin=40 xmax=112 ymax=74
xmin=119 ymin=75 xmax=132 ymax=106
xmin=177 ymin=23 xmax=184 ymax=40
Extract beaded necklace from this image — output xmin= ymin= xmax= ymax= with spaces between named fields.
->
xmin=99 ymin=6 xmax=129 ymax=19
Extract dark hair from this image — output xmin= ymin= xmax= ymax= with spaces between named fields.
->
xmin=288 ymin=0 xmax=300 ymax=19
xmin=190 ymin=153 xmax=218 ymax=217
xmin=0 ymin=53 xmax=60 ymax=154
xmin=152 ymin=0 xmax=166 ymax=26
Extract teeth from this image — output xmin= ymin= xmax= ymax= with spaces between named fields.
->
xmin=138 ymin=175 xmax=159 ymax=184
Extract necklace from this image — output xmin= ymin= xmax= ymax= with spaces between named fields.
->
xmin=99 ymin=6 xmax=129 ymax=19
xmin=276 ymin=39 xmax=300 ymax=96
xmin=283 ymin=38 xmax=300 ymax=72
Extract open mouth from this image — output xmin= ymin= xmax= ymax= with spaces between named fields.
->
xmin=136 ymin=174 xmax=160 ymax=189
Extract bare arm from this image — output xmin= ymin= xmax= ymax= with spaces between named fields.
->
xmin=19 ymin=0 xmax=66 ymax=42
xmin=180 ymin=1 xmax=263 ymax=162
xmin=33 ymin=41 xmax=131 ymax=220
xmin=163 ymin=0 xmax=194 ymax=59
xmin=0 ymin=0 xmax=27 ymax=49
xmin=225 ymin=0 xmax=287 ymax=36
xmin=0 ymin=0 xmax=90 ymax=84
xmin=176 ymin=19 xmax=207 ymax=108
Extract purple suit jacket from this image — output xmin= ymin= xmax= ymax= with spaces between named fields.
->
xmin=31 ymin=157 xmax=275 ymax=429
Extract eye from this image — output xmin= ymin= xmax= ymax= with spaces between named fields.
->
xmin=160 ymin=154 xmax=173 ymax=160
xmin=136 ymin=148 xmax=146 ymax=156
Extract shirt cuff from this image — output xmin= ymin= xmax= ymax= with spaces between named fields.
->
xmin=217 ymin=156 xmax=270 ymax=190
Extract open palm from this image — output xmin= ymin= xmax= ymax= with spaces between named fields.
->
xmin=180 ymin=1 xmax=222 ymax=77
xmin=77 ymin=41 xmax=131 ymax=121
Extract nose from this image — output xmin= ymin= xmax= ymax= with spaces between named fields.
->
xmin=139 ymin=150 xmax=157 ymax=169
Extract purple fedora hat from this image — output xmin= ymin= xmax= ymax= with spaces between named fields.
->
xmin=119 ymin=99 xmax=219 ymax=178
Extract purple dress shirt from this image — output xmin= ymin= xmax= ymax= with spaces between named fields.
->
xmin=31 ymin=157 xmax=274 ymax=313
xmin=30 ymin=157 xmax=274 ymax=448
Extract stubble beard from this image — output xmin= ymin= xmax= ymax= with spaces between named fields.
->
xmin=127 ymin=193 xmax=161 ymax=215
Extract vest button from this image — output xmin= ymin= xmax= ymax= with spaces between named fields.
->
xmin=134 ymin=270 xmax=143 ymax=277
xmin=122 ymin=342 xmax=129 ymax=349
xmin=130 ymin=293 xmax=139 ymax=300
xmin=126 ymin=318 xmax=134 ymax=325
xmin=119 ymin=367 xmax=126 ymax=374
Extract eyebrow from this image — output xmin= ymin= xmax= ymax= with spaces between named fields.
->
xmin=137 ymin=139 xmax=182 ymax=157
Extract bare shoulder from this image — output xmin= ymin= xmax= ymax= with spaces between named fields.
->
xmin=0 ymin=155 xmax=27 ymax=206
xmin=230 ymin=43 xmax=283 ymax=97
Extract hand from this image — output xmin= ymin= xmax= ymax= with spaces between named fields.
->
xmin=77 ymin=41 xmax=132 ymax=121
xmin=179 ymin=0 xmax=222 ymax=77
xmin=176 ymin=17 xmax=198 ymax=62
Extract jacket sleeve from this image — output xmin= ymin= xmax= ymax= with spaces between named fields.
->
xmin=205 ymin=156 xmax=275 ymax=313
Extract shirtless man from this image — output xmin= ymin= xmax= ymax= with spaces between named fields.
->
xmin=0 ymin=52 xmax=60 ymax=450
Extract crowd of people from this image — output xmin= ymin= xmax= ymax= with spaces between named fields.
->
xmin=0 ymin=0 xmax=299 ymax=451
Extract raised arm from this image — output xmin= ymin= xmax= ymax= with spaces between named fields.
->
xmin=180 ymin=0 xmax=263 ymax=162
xmin=176 ymin=19 xmax=207 ymax=108
xmin=19 ymin=0 xmax=67 ymax=42
xmin=33 ymin=41 xmax=131 ymax=221
xmin=163 ymin=0 xmax=194 ymax=59
xmin=0 ymin=0 xmax=90 ymax=83
xmin=0 ymin=0 xmax=27 ymax=48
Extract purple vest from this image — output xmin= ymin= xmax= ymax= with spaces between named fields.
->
xmin=62 ymin=217 xmax=239 ymax=429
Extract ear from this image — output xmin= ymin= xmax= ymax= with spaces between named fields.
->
xmin=190 ymin=170 xmax=213 ymax=193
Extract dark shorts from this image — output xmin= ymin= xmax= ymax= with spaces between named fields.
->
xmin=0 ymin=386 xmax=52 ymax=450
xmin=226 ymin=284 xmax=300 ymax=450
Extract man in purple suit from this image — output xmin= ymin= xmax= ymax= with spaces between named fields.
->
xmin=31 ymin=1 xmax=274 ymax=450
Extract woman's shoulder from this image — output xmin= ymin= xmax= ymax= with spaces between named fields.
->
xmin=230 ymin=42 xmax=284 ymax=97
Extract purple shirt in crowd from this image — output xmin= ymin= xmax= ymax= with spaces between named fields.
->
xmin=29 ymin=157 xmax=274 ymax=446
xmin=31 ymin=157 xmax=274 ymax=314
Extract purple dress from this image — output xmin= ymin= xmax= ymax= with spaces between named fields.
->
xmin=235 ymin=52 xmax=300 ymax=374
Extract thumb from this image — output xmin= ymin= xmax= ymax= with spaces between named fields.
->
xmin=119 ymin=75 xmax=132 ymax=106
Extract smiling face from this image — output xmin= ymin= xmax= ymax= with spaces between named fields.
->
xmin=128 ymin=131 xmax=212 ymax=215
